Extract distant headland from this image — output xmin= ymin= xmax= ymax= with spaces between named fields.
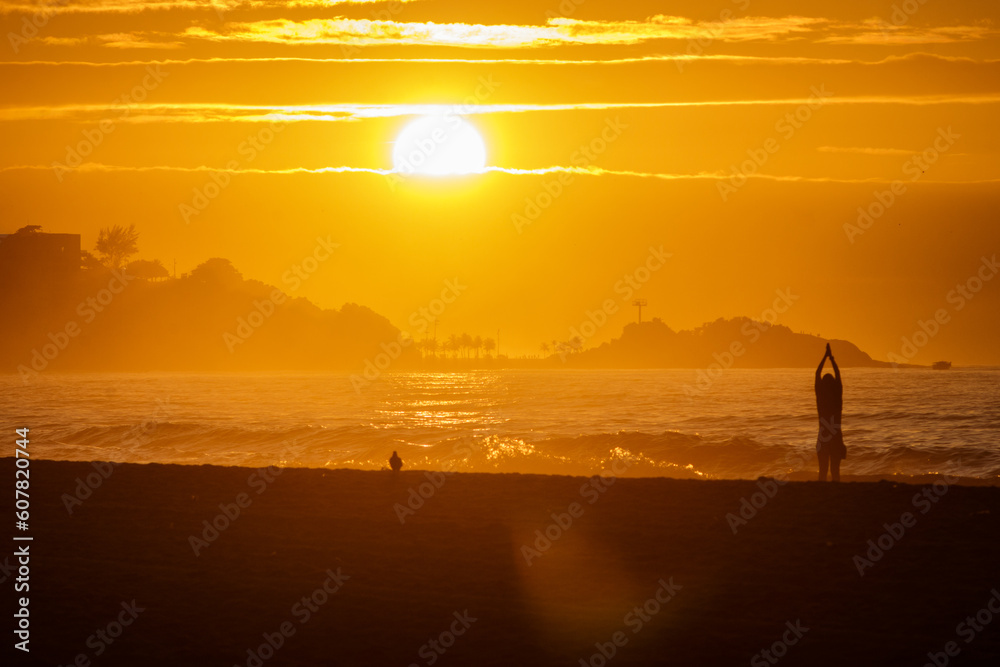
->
xmin=1 ymin=227 xmax=907 ymax=376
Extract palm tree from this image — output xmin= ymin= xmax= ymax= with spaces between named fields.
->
xmin=484 ymin=337 xmax=496 ymax=358
xmin=459 ymin=333 xmax=473 ymax=358
xmin=446 ymin=334 xmax=459 ymax=359
xmin=540 ymin=342 xmax=550 ymax=355
xmin=94 ymin=224 xmax=139 ymax=270
xmin=473 ymin=335 xmax=483 ymax=358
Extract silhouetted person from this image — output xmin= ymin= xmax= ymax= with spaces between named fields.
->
xmin=815 ymin=343 xmax=846 ymax=481
xmin=389 ymin=451 xmax=403 ymax=472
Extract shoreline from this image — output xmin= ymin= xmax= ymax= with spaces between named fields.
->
xmin=21 ymin=457 xmax=1000 ymax=487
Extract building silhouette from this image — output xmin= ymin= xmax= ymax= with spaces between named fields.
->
xmin=0 ymin=230 xmax=80 ymax=284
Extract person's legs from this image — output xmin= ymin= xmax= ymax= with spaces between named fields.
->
xmin=830 ymin=455 xmax=841 ymax=482
xmin=817 ymin=448 xmax=829 ymax=482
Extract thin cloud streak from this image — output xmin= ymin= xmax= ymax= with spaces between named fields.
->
xmin=0 ymin=0 xmax=416 ymax=14
xmin=3 ymin=95 xmax=999 ymax=124
xmin=8 ymin=53 xmax=1000 ymax=67
xmin=2 ymin=162 xmax=997 ymax=185
xmin=45 ymin=16 xmax=989 ymax=50
xmin=818 ymin=146 xmax=925 ymax=156
xmin=182 ymin=15 xmax=825 ymax=48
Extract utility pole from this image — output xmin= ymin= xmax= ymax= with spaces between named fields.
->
xmin=633 ymin=298 xmax=647 ymax=324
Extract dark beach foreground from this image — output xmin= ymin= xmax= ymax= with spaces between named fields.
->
xmin=6 ymin=460 xmax=1000 ymax=666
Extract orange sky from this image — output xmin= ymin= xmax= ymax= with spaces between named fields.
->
xmin=2 ymin=0 xmax=999 ymax=363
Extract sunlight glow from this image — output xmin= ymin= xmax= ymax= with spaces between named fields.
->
xmin=392 ymin=114 xmax=487 ymax=176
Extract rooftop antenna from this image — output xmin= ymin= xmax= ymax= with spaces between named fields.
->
xmin=633 ymin=298 xmax=647 ymax=324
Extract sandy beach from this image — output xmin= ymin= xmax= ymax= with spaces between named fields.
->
xmin=6 ymin=460 xmax=999 ymax=666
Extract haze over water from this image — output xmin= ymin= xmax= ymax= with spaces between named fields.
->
xmin=6 ymin=368 xmax=998 ymax=480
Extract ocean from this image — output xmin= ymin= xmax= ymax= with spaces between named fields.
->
xmin=3 ymin=368 xmax=998 ymax=480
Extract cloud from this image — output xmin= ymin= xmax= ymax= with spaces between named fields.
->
xmin=819 ymin=21 xmax=997 ymax=45
xmin=817 ymin=146 xmax=973 ymax=158
xmin=0 ymin=0 xmax=418 ymax=15
xmin=177 ymin=15 xmax=829 ymax=48
xmin=3 ymin=162 xmax=997 ymax=185
xmin=3 ymin=95 xmax=999 ymax=124
xmin=4 ymin=53 xmax=998 ymax=68
xmin=8 ymin=13 xmax=994 ymax=52
xmin=818 ymin=146 xmax=920 ymax=156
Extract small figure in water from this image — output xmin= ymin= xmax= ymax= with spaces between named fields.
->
xmin=389 ymin=451 xmax=403 ymax=472
xmin=815 ymin=343 xmax=846 ymax=482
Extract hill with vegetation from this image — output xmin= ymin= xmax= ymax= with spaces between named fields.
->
xmin=554 ymin=318 xmax=895 ymax=368
xmin=2 ymin=257 xmax=415 ymax=376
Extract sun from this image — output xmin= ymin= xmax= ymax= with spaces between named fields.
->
xmin=392 ymin=114 xmax=487 ymax=176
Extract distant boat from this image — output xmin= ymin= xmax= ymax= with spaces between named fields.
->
xmin=932 ymin=361 xmax=952 ymax=370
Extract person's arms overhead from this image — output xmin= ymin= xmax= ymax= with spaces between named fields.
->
xmin=816 ymin=345 xmax=829 ymax=387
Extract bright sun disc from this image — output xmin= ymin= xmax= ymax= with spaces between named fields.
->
xmin=392 ymin=114 xmax=487 ymax=176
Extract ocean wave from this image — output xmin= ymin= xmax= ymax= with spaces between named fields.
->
xmin=33 ymin=422 xmax=1000 ymax=481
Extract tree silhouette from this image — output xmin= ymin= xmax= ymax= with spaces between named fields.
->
xmin=81 ymin=250 xmax=103 ymax=270
xmin=484 ymin=337 xmax=496 ymax=357
xmin=95 ymin=224 xmax=139 ymax=270
xmin=127 ymin=259 xmax=169 ymax=281
xmin=459 ymin=333 xmax=473 ymax=358
xmin=190 ymin=257 xmax=243 ymax=287
xmin=419 ymin=337 xmax=438 ymax=359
